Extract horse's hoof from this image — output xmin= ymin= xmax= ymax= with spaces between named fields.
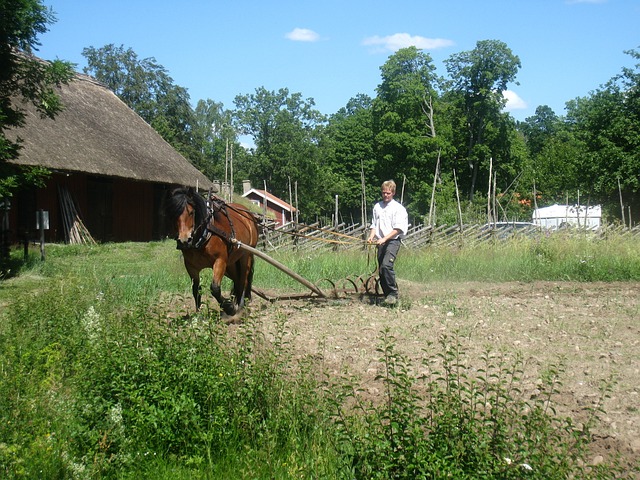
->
xmin=222 ymin=303 xmax=236 ymax=317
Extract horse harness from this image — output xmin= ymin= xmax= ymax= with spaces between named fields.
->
xmin=189 ymin=196 xmax=239 ymax=251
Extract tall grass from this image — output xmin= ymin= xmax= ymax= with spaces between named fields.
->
xmin=399 ymin=233 xmax=640 ymax=282
xmin=0 ymin=237 xmax=637 ymax=478
xmin=256 ymin=233 xmax=640 ymax=288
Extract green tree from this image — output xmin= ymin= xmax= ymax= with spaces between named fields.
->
xmin=519 ymin=105 xmax=560 ymax=158
xmin=233 ymin=87 xmax=331 ymax=219
xmin=322 ymin=94 xmax=375 ymax=224
xmin=0 ymin=0 xmax=74 ymax=197
xmin=530 ymin=128 xmax=586 ymax=204
xmin=82 ymin=44 xmax=201 ymax=166
xmin=192 ymin=99 xmax=236 ymax=181
xmin=444 ymin=39 xmax=521 ymax=200
xmin=561 ymin=47 xmax=640 ymax=215
xmin=371 ymin=46 xmax=444 ymax=214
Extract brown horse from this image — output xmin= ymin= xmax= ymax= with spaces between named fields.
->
xmin=166 ymin=187 xmax=259 ymax=317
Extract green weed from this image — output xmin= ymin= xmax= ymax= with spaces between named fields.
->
xmin=1 ymin=239 xmax=637 ymax=478
xmin=327 ymin=330 xmax=629 ymax=479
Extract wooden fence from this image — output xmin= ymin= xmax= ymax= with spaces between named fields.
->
xmin=259 ymin=221 xmax=640 ymax=253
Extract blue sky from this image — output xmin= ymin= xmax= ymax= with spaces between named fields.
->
xmin=37 ymin=0 xmax=639 ymax=122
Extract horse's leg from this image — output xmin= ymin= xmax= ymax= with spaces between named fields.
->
xmin=225 ymin=253 xmax=254 ymax=315
xmin=211 ymin=258 xmax=235 ymax=316
xmin=241 ymin=254 xmax=255 ymax=305
xmin=184 ymin=258 xmax=202 ymax=311
xmin=230 ymin=260 xmax=246 ymax=312
xmin=191 ymin=275 xmax=202 ymax=310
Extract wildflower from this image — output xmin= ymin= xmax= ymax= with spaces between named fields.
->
xmin=109 ymin=403 xmax=123 ymax=425
xmin=82 ymin=306 xmax=102 ymax=342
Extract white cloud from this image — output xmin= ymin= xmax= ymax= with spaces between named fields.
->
xmin=285 ymin=28 xmax=320 ymax=42
xmin=362 ymin=33 xmax=454 ymax=53
xmin=503 ymin=90 xmax=527 ymax=110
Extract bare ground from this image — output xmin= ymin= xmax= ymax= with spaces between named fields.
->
xmin=227 ymin=280 xmax=640 ymax=471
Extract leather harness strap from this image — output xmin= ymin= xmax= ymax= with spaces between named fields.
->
xmin=197 ymin=197 xmax=237 ymax=251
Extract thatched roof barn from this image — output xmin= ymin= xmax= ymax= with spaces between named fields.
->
xmin=5 ymin=71 xmax=213 ymax=243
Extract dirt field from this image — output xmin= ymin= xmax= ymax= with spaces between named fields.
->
xmin=245 ymin=280 xmax=640 ymax=470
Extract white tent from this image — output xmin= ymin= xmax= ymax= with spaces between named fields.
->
xmin=532 ymin=204 xmax=601 ymax=230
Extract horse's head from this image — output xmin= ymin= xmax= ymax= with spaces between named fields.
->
xmin=167 ymin=187 xmax=208 ymax=250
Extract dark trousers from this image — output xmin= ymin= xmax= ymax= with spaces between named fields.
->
xmin=377 ymin=239 xmax=401 ymax=298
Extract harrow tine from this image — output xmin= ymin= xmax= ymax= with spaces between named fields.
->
xmin=317 ymin=278 xmax=339 ymax=298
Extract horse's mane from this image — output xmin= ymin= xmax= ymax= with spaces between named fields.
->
xmin=167 ymin=187 xmax=208 ymax=225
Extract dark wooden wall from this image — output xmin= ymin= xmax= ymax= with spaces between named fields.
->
xmin=7 ymin=172 xmax=172 ymax=244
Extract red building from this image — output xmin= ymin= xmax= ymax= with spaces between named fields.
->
xmin=241 ymin=183 xmax=296 ymax=227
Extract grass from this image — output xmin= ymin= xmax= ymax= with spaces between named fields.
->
xmin=0 ymin=236 xmax=638 ymax=478
xmin=255 ymin=233 xmax=640 ymax=289
xmin=398 ymin=233 xmax=640 ymax=283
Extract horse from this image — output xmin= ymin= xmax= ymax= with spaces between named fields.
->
xmin=166 ymin=187 xmax=260 ymax=318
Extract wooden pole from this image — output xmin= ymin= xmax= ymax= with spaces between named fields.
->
xmin=618 ymin=177 xmax=626 ymax=227
xmin=232 ymin=239 xmax=326 ymax=298
xmin=453 ymin=169 xmax=463 ymax=233
xmin=360 ymin=167 xmax=364 ymax=229
xmin=263 ymin=180 xmax=268 ymax=216
xmin=230 ymin=144 xmax=234 ymax=201
xmin=428 ymin=150 xmax=440 ymax=227
xmin=224 ymin=139 xmax=229 ymax=199
xmin=38 ymin=209 xmax=45 ymax=261
xmin=361 ymin=161 xmax=367 ymax=229
xmin=487 ymin=157 xmax=493 ymax=225
xmin=492 ymin=172 xmax=497 ymax=224
xmin=295 ymin=181 xmax=299 ymax=224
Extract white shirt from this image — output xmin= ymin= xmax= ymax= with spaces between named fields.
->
xmin=370 ymin=199 xmax=408 ymax=240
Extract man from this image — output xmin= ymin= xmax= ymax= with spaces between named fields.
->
xmin=367 ymin=180 xmax=408 ymax=305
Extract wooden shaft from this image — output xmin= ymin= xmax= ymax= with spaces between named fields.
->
xmin=231 ymin=239 xmax=326 ymax=298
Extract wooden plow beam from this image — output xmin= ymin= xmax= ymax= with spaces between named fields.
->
xmin=231 ymin=239 xmax=380 ymax=302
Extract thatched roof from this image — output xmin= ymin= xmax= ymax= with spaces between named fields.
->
xmin=6 ymin=71 xmax=212 ymax=189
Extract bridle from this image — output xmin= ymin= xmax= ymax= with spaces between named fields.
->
xmin=176 ymin=193 xmax=248 ymax=251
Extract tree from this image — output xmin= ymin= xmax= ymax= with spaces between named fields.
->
xmin=323 ymin=94 xmax=376 ymax=222
xmin=444 ymin=39 xmax=521 ymax=200
xmin=561 ymin=48 xmax=640 ymax=213
xmin=519 ymin=105 xmax=560 ymax=158
xmin=192 ymin=99 xmax=236 ymax=181
xmin=233 ymin=87 xmax=331 ymax=219
xmin=530 ymin=128 xmax=586 ymax=204
xmin=0 ymin=0 xmax=74 ymax=198
xmin=82 ymin=44 xmax=201 ymax=165
xmin=372 ymin=46 xmax=444 ymax=206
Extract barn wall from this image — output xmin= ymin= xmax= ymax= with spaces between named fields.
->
xmin=7 ymin=172 xmax=169 ymax=244
xmin=8 ymin=173 xmax=88 ymax=243
xmin=112 ymin=179 xmax=154 ymax=242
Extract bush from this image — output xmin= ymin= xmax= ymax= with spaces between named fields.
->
xmin=327 ymin=329 xmax=628 ymax=479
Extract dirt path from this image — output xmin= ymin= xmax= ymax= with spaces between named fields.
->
xmin=247 ymin=280 xmax=640 ymax=469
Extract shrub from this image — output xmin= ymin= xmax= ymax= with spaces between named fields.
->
xmin=327 ymin=329 xmax=627 ymax=479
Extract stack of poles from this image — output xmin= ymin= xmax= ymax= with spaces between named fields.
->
xmin=58 ymin=186 xmax=96 ymax=245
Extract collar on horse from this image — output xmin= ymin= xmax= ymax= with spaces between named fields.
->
xmin=190 ymin=196 xmax=237 ymax=250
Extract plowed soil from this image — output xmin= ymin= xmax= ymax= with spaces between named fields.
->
xmin=243 ymin=280 xmax=640 ymax=471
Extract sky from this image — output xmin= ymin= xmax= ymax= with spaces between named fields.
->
xmin=36 ymin=0 xmax=640 ymax=123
